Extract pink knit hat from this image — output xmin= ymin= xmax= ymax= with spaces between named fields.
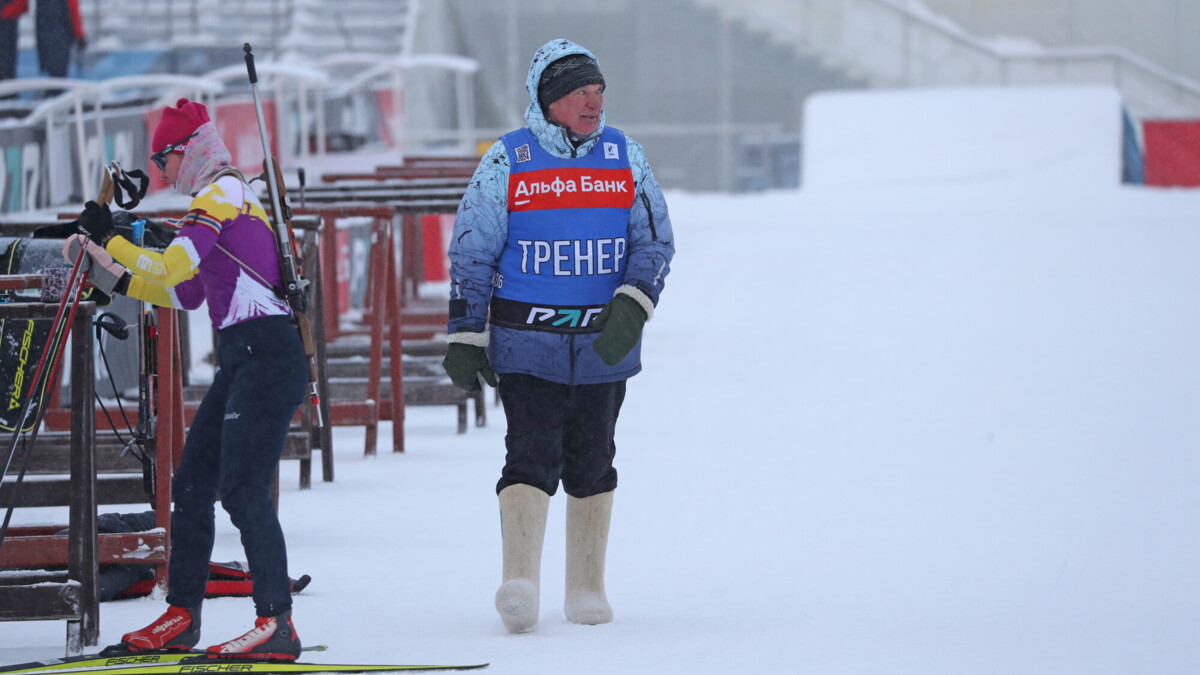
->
xmin=152 ymin=98 xmax=210 ymax=153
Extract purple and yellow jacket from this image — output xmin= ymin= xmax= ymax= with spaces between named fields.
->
xmin=107 ymin=173 xmax=291 ymax=330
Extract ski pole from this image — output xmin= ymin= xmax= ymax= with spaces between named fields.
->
xmin=0 ymin=166 xmax=115 ymax=551
xmin=0 ymin=234 xmax=94 ymax=551
xmin=0 ymin=206 xmax=94 ymax=480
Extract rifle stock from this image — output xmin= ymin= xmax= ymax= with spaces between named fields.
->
xmin=261 ymin=154 xmax=322 ymax=427
xmin=97 ymin=166 xmax=114 ymax=206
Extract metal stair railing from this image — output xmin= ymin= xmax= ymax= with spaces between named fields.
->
xmin=695 ymin=0 xmax=1200 ymax=120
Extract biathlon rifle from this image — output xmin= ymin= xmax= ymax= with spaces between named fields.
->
xmin=244 ymin=43 xmax=323 ymax=428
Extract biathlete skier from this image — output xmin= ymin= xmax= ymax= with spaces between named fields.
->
xmin=70 ymin=98 xmax=307 ymax=660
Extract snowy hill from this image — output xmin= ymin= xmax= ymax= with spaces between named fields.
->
xmin=4 ymin=86 xmax=1200 ymax=674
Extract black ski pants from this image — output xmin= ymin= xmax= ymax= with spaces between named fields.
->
xmin=496 ymin=373 xmax=625 ymax=499
xmin=167 ymin=315 xmax=306 ymax=618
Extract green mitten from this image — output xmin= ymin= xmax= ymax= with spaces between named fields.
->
xmin=591 ymin=293 xmax=649 ymax=366
xmin=443 ymin=342 xmax=498 ymax=392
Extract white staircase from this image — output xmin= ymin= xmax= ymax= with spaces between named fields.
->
xmin=278 ymin=0 xmax=419 ymax=60
xmin=693 ymin=0 xmax=1200 ymax=119
xmin=19 ymin=0 xmax=418 ymax=62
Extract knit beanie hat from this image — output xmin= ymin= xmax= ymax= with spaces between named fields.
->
xmin=152 ymin=98 xmax=210 ymax=153
xmin=537 ymin=54 xmax=605 ymax=111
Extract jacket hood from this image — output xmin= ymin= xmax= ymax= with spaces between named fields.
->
xmin=176 ymin=122 xmax=234 ymax=197
xmin=524 ymin=39 xmax=606 ymax=156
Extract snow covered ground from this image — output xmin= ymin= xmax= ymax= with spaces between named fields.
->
xmin=4 ymin=86 xmax=1200 ymax=674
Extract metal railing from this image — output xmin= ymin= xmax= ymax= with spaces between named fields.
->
xmin=697 ymin=0 xmax=1200 ymax=120
xmin=0 ymin=50 xmax=479 ymax=214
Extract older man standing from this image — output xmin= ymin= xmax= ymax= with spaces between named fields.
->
xmin=443 ymin=38 xmax=675 ymax=633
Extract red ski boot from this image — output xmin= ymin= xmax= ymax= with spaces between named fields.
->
xmin=206 ymin=611 xmax=301 ymax=661
xmin=115 ymin=605 xmax=200 ymax=652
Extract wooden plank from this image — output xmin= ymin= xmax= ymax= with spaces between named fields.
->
xmin=328 ymin=400 xmax=378 ymax=427
xmin=0 ymin=304 xmax=100 ymax=646
xmin=293 ymin=184 xmax=465 ymax=195
xmin=302 ymin=177 xmax=468 ymax=193
xmin=325 ymin=337 xmax=448 ymax=359
xmin=327 ymin=376 xmax=460 ymax=403
xmin=300 ymin=189 xmax=465 ymax=204
xmin=327 ymin=323 xmax=442 ymax=341
xmin=385 ymin=220 xmax=405 ymax=453
xmin=0 ymin=569 xmax=67 ymax=585
xmin=0 ymin=584 xmax=80 ymax=621
xmin=325 ymin=356 xmax=445 ymax=379
xmin=0 ymin=475 xmax=150 ymax=508
xmin=43 ymin=403 xmax=201 ymax=432
xmin=67 ymin=306 xmax=100 ymax=647
xmin=310 ymin=199 xmax=461 ymax=214
xmin=281 ymin=431 xmax=311 ymax=460
xmin=10 ymin=432 xmax=152 ymax=475
xmin=326 ymin=377 xmax=480 ymax=433
xmin=321 ymin=166 xmax=474 ymax=182
xmin=304 ymin=229 xmax=335 ymax=483
xmin=0 ymin=302 xmax=75 ymax=319
xmin=10 ymin=430 xmax=309 ymax=480
xmin=0 ymin=222 xmax=60 ymax=236
xmin=378 ymin=156 xmax=477 ymax=168
xmin=0 ymin=274 xmax=43 ymax=290
xmin=0 ymin=532 xmax=167 ymax=568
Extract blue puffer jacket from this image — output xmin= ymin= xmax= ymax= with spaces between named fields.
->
xmin=447 ymin=39 xmax=674 ymax=385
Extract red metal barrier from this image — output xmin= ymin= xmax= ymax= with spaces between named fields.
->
xmin=1143 ymin=119 xmax=1200 ymax=187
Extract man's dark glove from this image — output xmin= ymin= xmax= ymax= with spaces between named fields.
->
xmin=591 ymin=291 xmax=650 ymax=366
xmin=443 ymin=341 xmax=498 ymax=392
xmin=77 ymin=200 xmax=115 ymax=246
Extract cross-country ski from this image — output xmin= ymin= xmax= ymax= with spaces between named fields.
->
xmin=0 ymin=647 xmax=330 ymax=675
xmin=0 ymin=656 xmax=486 ymax=675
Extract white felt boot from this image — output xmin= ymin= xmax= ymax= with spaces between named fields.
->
xmin=564 ymin=490 xmax=614 ymax=625
xmin=495 ymin=484 xmax=550 ymax=633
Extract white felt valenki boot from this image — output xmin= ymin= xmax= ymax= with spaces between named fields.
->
xmin=564 ymin=490 xmax=614 ymax=625
xmin=495 ymin=484 xmax=550 ymax=633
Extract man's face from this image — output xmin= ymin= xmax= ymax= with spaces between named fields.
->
xmin=547 ymin=84 xmax=604 ymax=137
